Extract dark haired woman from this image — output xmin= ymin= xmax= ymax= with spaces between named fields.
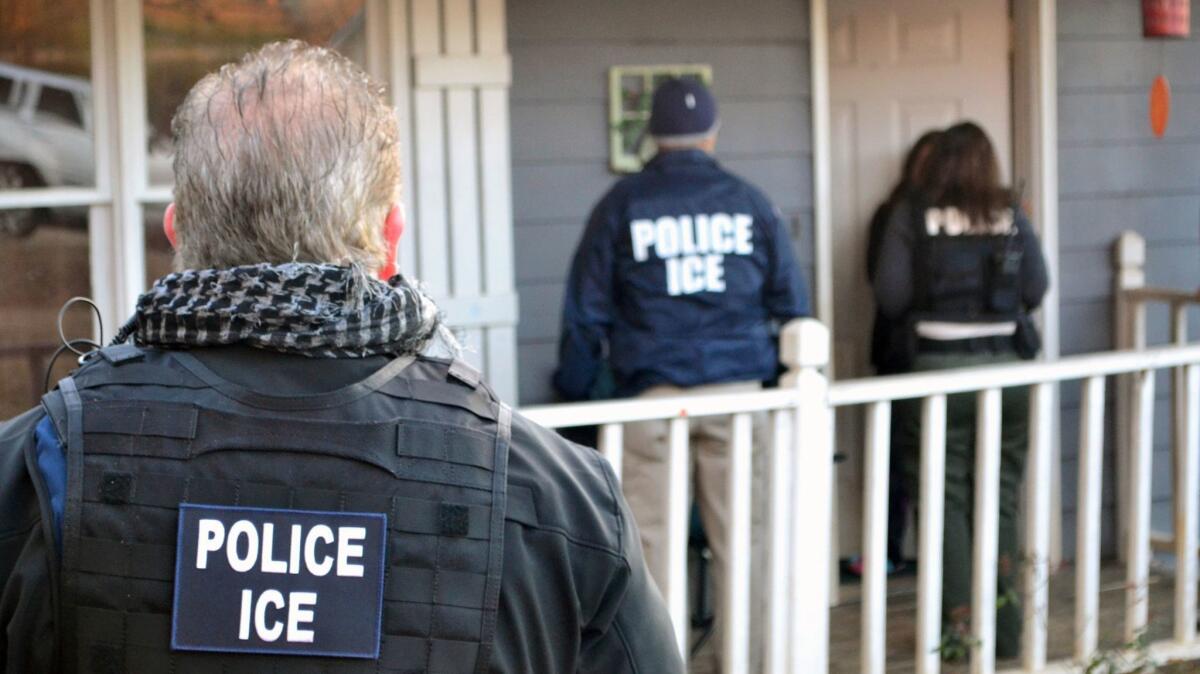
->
xmin=872 ymin=121 xmax=1049 ymax=659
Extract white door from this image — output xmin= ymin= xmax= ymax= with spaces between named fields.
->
xmin=828 ymin=0 xmax=1011 ymax=557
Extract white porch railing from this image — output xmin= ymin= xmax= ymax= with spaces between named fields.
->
xmin=521 ymin=316 xmax=1200 ymax=673
xmin=1114 ymin=231 xmax=1200 ymax=567
xmin=523 ymin=320 xmax=834 ymax=674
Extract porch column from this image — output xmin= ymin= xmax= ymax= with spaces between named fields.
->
xmin=375 ymin=0 xmax=519 ymax=401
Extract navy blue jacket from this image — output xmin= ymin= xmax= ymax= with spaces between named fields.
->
xmin=554 ymin=150 xmax=811 ymax=400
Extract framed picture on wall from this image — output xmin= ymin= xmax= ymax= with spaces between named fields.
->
xmin=608 ymin=64 xmax=712 ymax=174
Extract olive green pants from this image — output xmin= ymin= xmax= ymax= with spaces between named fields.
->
xmin=895 ymin=352 xmax=1029 ymax=659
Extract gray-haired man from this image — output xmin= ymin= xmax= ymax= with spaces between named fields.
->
xmin=0 ymin=41 xmax=681 ymax=674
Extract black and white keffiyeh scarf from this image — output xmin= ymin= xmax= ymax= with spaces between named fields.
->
xmin=114 ymin=263 xmax=456 ymax=358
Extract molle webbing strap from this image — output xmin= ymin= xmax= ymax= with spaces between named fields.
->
xmin=78 ymin=401 xmax=497 ymax=472
xmin=57 ymin=376 xmax=85 ymax=674
xmin=80 ymin=470 xmax=494 ymax=541
xmin=74 ymin=607 xmax=485 ymax=673
xmin=378 ymin=377 xmax=498 ymax=420
xmin=168 ymin=351 xmax=499 ymax=420
xmin=474 ymin=403 xmax=512 ymax=674
xmin=98 ymin=343 xmax=145 ymax=365
xmin=167 ymin=351 xmax=418 ymax=411
xmin=447 ymin=359 xmax=482 ymax=388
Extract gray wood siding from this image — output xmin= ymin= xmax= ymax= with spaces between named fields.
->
xmin=1057 ymin=0 xmax=1200 ymax=556
xmin=508 ymin=0 xmax=814 ymax=404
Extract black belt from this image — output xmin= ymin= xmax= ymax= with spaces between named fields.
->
xmin=918 ymin=335 xmax=1014 ymax=354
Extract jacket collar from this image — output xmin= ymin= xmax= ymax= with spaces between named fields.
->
xmin=644 ymin=148 xmax=717 ymax=172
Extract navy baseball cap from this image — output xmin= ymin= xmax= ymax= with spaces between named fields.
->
xmin=649 ymin=78 xmax=719 ymax=143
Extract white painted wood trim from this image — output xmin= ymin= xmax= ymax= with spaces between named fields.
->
xmin=479 ymin=86 xmax=514 ymax=295
xmin=1175 ymin=365 xmax=1199 ymax=643
xmin=971 ymin=388 xmax=1003 ymax=674
xmin=387 ymin=1 xmax=417 ymax=274
xmin=112 ymin=0 xmax=148 ymax=318
xmin=862 ymin=400 xmax=891 ymax=674
xmin=476 ymin=0 xmax=517 ymax=402
xmin=1127 ymin=369 xmax=1155 ymax=641
xmin=598 ymin=423 xmax=623 ymax=481
xmin=433 ymin=292 xmax=518 ymax=328
xmin=415 ymin=55 xmax=511 ymax=88
xmin=789 ymin=371 xmax=833 ymax=672
xmin=85 ymin=1 xmax=120 ymax=339
xmin=1034 ymin=0 xmax=1060 ymax=365
xmin=525 ymin=339 xmax=1200 ymax=428
xmin=362 ymin=0 xmax=390 ymax=85
xmin=723 ymin=412 xmax=753 ymax=674
xmin=1023 ymin=382 xmax=1055 ymax=670
xmin=765 ymin=409 xmax=794 ymax=674
xmin=137 ymin=186 xmax=172 ymax=204
xmin=917 ymin=394 xmax=947 ymax=674
xmin=446 ymin=88 xmax=482 ymax=296
xmin=809 ymin=0 xmax=834 ymax=328
xmin=0 ymin=188 xmax=108 ymax=209
xmin=442 ymin=0 xmax=472 ymax=54
xmin=666 ymin=417 xmax=691 ymax=661
xmin=1032 ymin=0 xmax=1063 ymax=570
xmin=1074 ymin=376 xmax=1106 ymax=661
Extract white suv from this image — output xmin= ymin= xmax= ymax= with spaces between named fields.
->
xmin=0 ymin=61 xmax=172 ymax=235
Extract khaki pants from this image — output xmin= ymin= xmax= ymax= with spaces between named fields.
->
xmin=624 ymin=381 xmax=766 ymax=674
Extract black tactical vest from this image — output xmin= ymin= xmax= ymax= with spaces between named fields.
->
xmin=41 ymin=345 xmax=511 ymax=674
xmin=913 ymin=204 xmax=1025 ymax=323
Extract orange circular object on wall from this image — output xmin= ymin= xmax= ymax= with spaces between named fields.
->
xmin=1150 ymin=75 xmax=1171 ymax=138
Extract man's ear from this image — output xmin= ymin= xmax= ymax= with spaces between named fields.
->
xmin=163 ymin=202 xmax=178 ymax=249
xmin=379 ymin=204 xmax=405 ymax=280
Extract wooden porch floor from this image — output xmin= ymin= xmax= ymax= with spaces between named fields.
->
xmin=828 ymin=562 xmax=1182 ymax=673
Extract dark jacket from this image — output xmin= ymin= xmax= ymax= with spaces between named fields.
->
xmin=0 ymin=346 xmax=682 ymax=674
xmin=873 ymin=200 xmax=1050 ymax=354
xmin=866 ymin=200 xmax=906 ymax=374
xmin=553 ymin=149 xmax=811 ymax=400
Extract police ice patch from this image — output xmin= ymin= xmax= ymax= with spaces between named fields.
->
xmin=171 ymin=504 xmax=387 ymax=658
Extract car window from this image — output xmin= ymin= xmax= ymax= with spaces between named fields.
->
xmin=35 ymin=85 xmax=83 ymax=126
xmin=0 ymin=76 xmax=14 ymax=106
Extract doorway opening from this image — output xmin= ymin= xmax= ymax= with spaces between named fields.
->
xmin=811 ymin=0 xmax=1060 ymax=567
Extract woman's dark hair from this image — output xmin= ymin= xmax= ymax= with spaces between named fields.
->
xmin=888 ymin=129 xmax=942 ymax=204
xmin=919 ymin=121 xmax=1012 ymax=226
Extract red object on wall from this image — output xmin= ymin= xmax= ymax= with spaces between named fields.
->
xmin=1150 ymin=75 xmax=1171 ymax=137
xmin=1144 ymin=0 xmax=1191 ymax=37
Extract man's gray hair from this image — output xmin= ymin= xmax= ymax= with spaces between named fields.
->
xmin=171 ymin=40 xmax=400 ymax=271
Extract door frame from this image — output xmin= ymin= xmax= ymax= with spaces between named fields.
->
xmin=808 ymin=0 xmax=1063 ymax=561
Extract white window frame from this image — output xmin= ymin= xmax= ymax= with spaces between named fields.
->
xmin=0 ymin=0 xmax=400 ymax=339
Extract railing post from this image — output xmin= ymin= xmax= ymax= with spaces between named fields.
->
xmin=971 ymin=388 xmax=1003 ymax=674
xmin=1167 ymin=303 xmax=1189 ymax=559
xmin=1114 ymin=231 xmax=1147 ymax=352
xmin=862 ymin=401 xmax=892 ymax=674
xmin=1175 ymin=364 xmax=1200 ymax=644
xmin=598 ymin=423 xmax=624 ymax=481
xmin=723 ymin=412 xmax=754 ymax=674
xmin=666 ymin=417 xmax=690 ymax=658
xmin=1075 ymin=376 xmax=1107 ymax=662
xmin=1023 ymin=382 xmax=1055 ymax=671
xmin=1127 ymin=369 xmax=1156 ymax=642
xmin=916 ymin=394 xmax=947 ymax=674
xmin=765 ymin=407 xmax=794 ymax=674
xmin=780 ymin=318 xmax=832 ymax=674
xmin=1114 ymin=231 xmax=1146 ymax=563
